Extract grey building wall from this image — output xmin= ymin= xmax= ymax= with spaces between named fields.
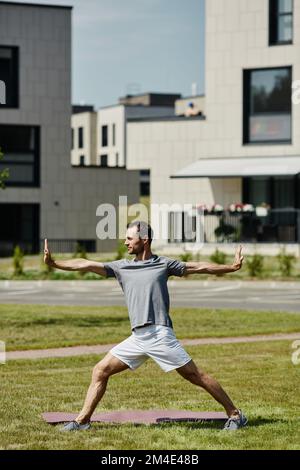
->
xmin=0 ymin=2 xmax=139 ymax=253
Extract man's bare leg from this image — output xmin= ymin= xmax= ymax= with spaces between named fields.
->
xmin=176 ymin=360 xmax=239 ymax=417
xmin=76 ymin=353 xmax=129 ymax=424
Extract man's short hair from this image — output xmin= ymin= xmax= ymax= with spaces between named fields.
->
xmin=127 ymin=221 xmax=153 ymax=243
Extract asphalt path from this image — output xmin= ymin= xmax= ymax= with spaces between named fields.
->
xmin=0 ymin=280 xmax=299 ymax=312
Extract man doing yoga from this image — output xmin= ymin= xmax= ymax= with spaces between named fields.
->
xmin=43 ymin=221 xmax=247 ymax=431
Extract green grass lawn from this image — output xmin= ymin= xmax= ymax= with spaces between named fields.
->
xmin=1 ymin=340 xmax=299 ymax=450
xmin=1 ymin=304 xmax=300 ymax=351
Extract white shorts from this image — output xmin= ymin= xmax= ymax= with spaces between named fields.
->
xmin=109 ymin=325 xmax=192 ymax=373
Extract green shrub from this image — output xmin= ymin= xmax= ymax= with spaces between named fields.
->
xmin=214 ymin=220 xmax=237 ymax=242
xmin=277 ymin=249 xmax=296 ymax=277
xmin=71 ymin=243 xmax=87 ymax=277
xmin=73 ymin=243 xmax=87 ymax=259
xmin=0 ymin=146 xmax=9 ymax=189
xmin=210 ymin=249 xmax=227 ymax=265
xmin=246 ymin=254 xmax=264 ymax=277
xmin=13 ymin=246 xmax=24 ymax=276
xmin=179 ymin=252 xmax=193 ymax=262
xmin=115 ymin=240 xmax=127 ymax=260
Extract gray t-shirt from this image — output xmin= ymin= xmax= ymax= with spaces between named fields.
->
xmin=103 ymin=255 xmax=186 ymax=330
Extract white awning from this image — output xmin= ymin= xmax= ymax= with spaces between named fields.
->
xmin=171 ymin=156 xmax=300 ymax=178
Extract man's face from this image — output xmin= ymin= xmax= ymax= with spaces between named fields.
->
xmin=124 ymin=227 xmax=146 ymax=255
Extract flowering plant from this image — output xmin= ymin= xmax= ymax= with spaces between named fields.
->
xmin=256 ymin=202 xmax=271 ymax=209
xmin=196 ymin=202 xmax=270 ymax=214
xmin=255 ymin=203 xmax=271 ymax=216
xmin=228 ymin=203 xmax=254 ymax=213
xmin=196 ymin=204 xmax=224 ymax=213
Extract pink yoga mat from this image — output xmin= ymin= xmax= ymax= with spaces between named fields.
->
xmin=42 ymin=410 xmax=227 ymax=425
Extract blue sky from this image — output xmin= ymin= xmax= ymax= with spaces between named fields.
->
xmin=9 ymin=0 xmax=205 ymax=108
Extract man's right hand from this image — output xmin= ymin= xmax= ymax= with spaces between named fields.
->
xmin=44 ymin=238 xmax=54 ymax=266
xmin=43 ymin=239 xmax=107 ymax=275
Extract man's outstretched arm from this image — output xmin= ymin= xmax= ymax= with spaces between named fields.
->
xmin=43 ymin=238 xmax=107 ymax=276
xmin=184 ymin=245 xmax=244 ymax=275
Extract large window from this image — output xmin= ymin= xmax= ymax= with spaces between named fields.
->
xmin=248 ymin=177 xmax=271 ymax=207
xmin=0 ymin=204 xmax=40 ymax=255
xmin=269 ymin=0 xmax=293 ymax=45
xmin=0 ymin=125 xmax=40 ymax=186
xmin=243 ymin=67 xmax=292 ymax=144
xmin=243 ymin=176 xmax=298 ymax=208
xmin=140 ymin=169 xmax=150 ymax=196
xmin=0 ymin=46 xmax=19 ymax=108
xmin=243 ymin=176 xmax=299 ymax=242
xmin=101 ymin=125 xmax=108 ymax=147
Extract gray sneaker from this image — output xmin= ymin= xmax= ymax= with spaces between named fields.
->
xmin=223 ymin=410 xmax=248 ymax=431
xmin=60 ymin=420 xmax=91 ymax=432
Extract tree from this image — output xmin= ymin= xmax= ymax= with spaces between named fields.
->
xmin=0 ymin=147 xmax=9 ymax=189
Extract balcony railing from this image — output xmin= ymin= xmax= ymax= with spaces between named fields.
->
xmin=203 ymin=208 xmax=300 ymax=244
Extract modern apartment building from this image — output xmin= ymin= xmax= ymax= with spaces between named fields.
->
xmin=71 ymin=93 xmax=179 ymax=196
xmin=126 ymin=0 xmax=300 ymax=249
xmin=0 ymin=1 xmax=139 ymax=255
xmin=97 ymin=95 xmax=179 ymax=169
xmin=71 ymin=106 xmax=97 ymax=167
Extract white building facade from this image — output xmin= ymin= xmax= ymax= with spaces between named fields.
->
xmin=97 ymin=103 xmax=176 ymax=168
xmin=71 ymin=110 xmax=97 ymax=167
xmin=71 ymin=95 xmax=178 ymax=169
xmin=127 ymin=0 xmax=300 ymax=250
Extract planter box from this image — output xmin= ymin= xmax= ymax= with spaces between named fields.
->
xmin=256 ymin=207 xmax=268 ymax=217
